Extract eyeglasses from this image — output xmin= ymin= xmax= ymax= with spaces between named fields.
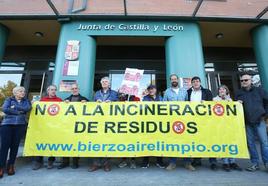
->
xmin=240 ymin=79 xmax=250 ymax=82
xmin=71 ymin=87 xmax=78 ymax=90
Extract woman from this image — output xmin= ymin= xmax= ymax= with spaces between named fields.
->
xmin=0 ymin=86 xmax=31 ymax=178
xmin=213 ymin=85 xmax=242 ymax=172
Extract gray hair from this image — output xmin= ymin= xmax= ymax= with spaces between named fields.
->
xmin=12 ymin=86 xmax=25 ymax=96
xmin=46 ymin=84 xmax=57 ymax=92
xmin=100 ymin=76 xmax=110 ymax=84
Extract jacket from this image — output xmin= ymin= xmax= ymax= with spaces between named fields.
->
xmin=143 ymin=95 xmax=162 ymax=101
xmin=235 ymin=86 xmax=268 ymax=125
xmin=94 ymin=89 xmax=119 ymax=102
xmin=65 ymin=94 xmax=89 ymax=102
xmin=1 ymin=96 xmax=32 ymax=125
xmin=187 ymin=87 xmax=213 ymax=101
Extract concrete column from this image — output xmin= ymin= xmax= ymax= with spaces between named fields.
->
xmin=165 ymin=23 xmax=206 ymax=87
xmin=53 ymin=23 xmax=96 ymax=100
xmin=252 ymin=25 xmax=268 ymax=91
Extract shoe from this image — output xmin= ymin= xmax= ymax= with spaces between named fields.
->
xmin=57 ymin=162 xmax=69 ymax=169
xmin=32 ymin=162 xmax=43 ymax=170
xmin=222 ymin=164 xmax=231 ymax=172
xmin=118 ymin=160 xmax=128 ymax=168
xmin=71 ymin=163 xmax=79 ymax=169
xmin=141 ymin=161 xmax=149 ymax=168
xmin=0 ymin=168 xmax=4 ymax=179
xmin=103 ymin=163 xmax=111 ymax=172
xmin=88 ymin=165 xmax=100 ymax=172
xmin=130 ymin=160 xmax=136 ymax=169
xmin=192 ymin=159 xmax=202 ymax=167
xmin=185 ymin=163 xmax=196 ymax=171
xmin=156 ymin=161 xmax=166 ymax=169
xmin=210 ymin=163 xmax=218 ymax=171
xmin=47 ymin=161 xmax=54 ymax=169
xmin=166 ymin=163 xmax=176 ymax=171
xmin=230 ymin=163 xmax=242 ymax=171
xmin=246 ymin=164 xmax=259 ymax=172
xmin=7 ymin=165 xmax=15 ymax=176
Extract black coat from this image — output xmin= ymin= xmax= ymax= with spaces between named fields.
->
xmin=235 ymin=86 xmax=268 ymax=125
xmin=187 ymin=87 xmax=213 ymax=101
xmin=65 ymin=94 xmax=89 ymax=102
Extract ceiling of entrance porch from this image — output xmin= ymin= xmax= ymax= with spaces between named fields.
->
xmin=0 ymin=20 xmax=257 ymax=48
xmin=0 ymin=0 xmax=268 ymax=20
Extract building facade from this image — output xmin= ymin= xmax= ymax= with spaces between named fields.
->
xmin=0 ymin=0 xmax=268 ymax=99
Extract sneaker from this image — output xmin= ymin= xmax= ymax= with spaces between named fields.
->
xmin=57 ymin=162 xmax=69 ymax=169
xmin=166 ymin=163 xmax=176 ymax=171
xmin=222 ymin=164 xmax=231 ymax=172
xmin=210 ymin=163 xmax=218 ymax=171
xmin=118 ymin=160 xmax=128 ymax=168
xmin=230 ymin=163 xmax=242 ymax=171
xmin=141 ymin=161 xmax=149 ymax=168
xmin=32 ymin=162 xmax=43 ymax=170
xmin=185 ymin=163 xmax=196 ymax=171
xmin=246 ymin=164 xmax=259 ymax=172
xmin=130 ymin=160 xmax=136 ymax=169
xmin=156 ymin=161 xmax=166 ymax=169
xmin=47 ymin=161 xmax=54 ymax=169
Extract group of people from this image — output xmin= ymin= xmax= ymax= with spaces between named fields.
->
xmin=0 ymin=72 xmax=268 ymax=178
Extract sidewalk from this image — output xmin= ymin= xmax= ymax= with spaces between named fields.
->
xmin=0 ymin=157 xmax=267 ymax=186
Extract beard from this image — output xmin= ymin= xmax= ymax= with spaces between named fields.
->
xmin=171 ymin=81 xmax=178 ymax=87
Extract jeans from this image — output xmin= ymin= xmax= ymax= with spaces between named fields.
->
xmin=246 ymin=120 xmax=268 ymax=165
xmin=0 ymin=125 xmax=25 ymax=168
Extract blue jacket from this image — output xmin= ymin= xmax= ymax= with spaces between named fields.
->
xmin=143 ymin=95 xmax=162 ymax=101
xmin=1 ymin=96 xmax=32 ymax=125
xmin=94 ymin=89 xmax=119 ymax=102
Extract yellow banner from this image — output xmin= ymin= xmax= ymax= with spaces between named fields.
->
xmin=23 ymin=101 xmax=249 ymax=158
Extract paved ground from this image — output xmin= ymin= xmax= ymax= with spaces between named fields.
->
xmin=0 ymin=157 xmax=268 ymax=186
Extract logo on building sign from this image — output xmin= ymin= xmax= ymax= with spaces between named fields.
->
xmin=47 ymin=104 xmax=60 ymax=116
xmin=65 ymin=40 xmax=80 ymax=61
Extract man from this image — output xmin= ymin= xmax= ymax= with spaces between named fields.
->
xmin=235 ymin=73 xmax=268 ymax=172
xmin=89 ymin=77 xmax=119 ymax=172
xmin=32 ymin=85 xmax=62 ymax=170
xmin=58 ymin=83 xmax=88 ymax=169
xmin=141 ymin=85 xmax=166 ymax=169
xmin=163 ymin=74 xmax=195 ymax=171
xmin=187 ymin=76 xmax=218 ymax=170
